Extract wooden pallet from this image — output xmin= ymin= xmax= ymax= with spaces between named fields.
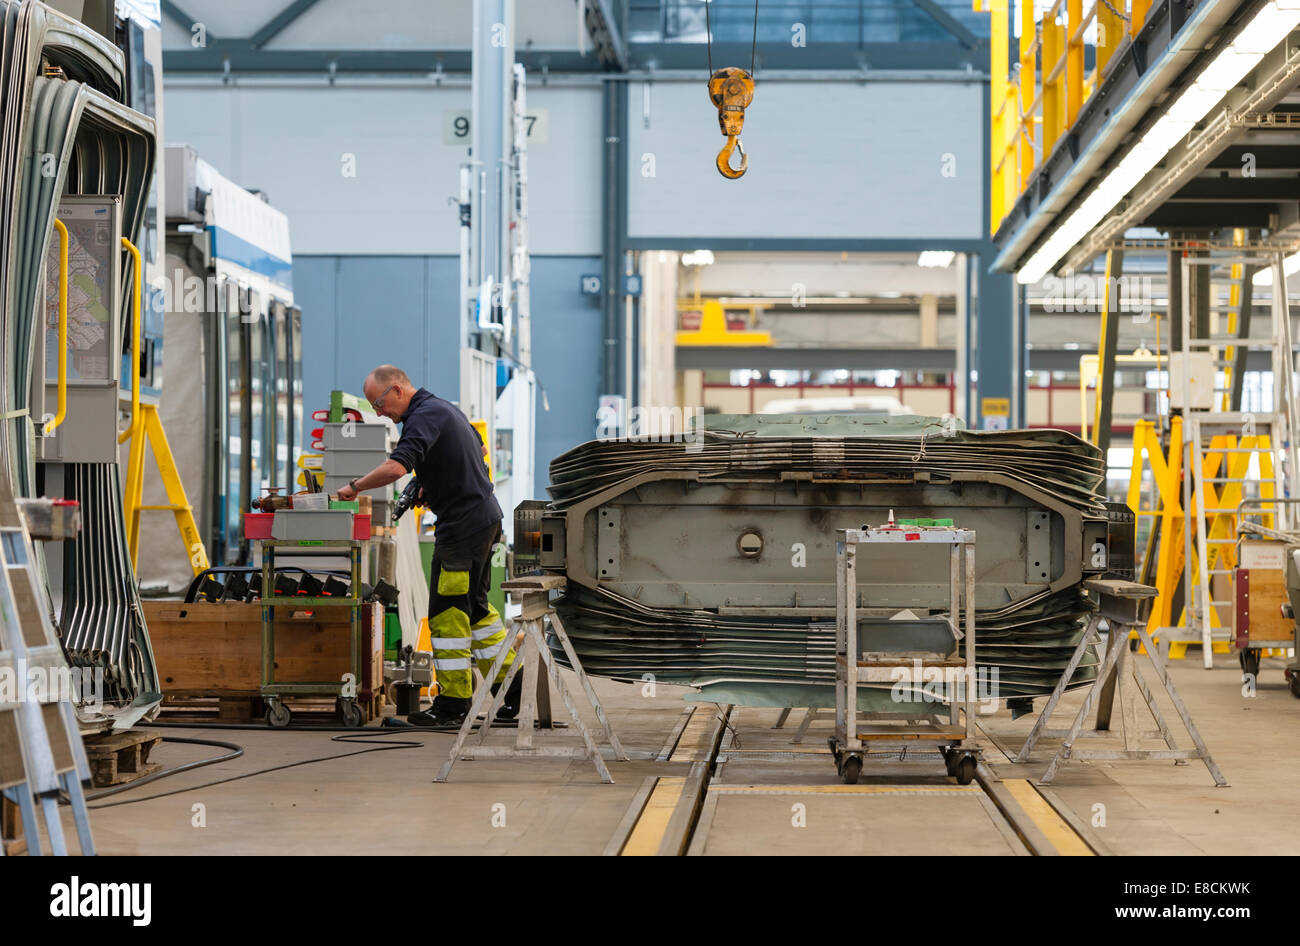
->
xmin=159 ymin=695 xmax=258 ymax=723
xmin=84 ymin=729 xmax=162 ymax=787
xmin=83 ymin=729 xmax=163 ymax=788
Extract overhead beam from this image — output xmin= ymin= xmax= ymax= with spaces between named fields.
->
xmin=629 ymin=40 xmax=984 ymax=71
xmin=162 ymin=45 xmax=601 ymax=74
xmin=675 ymin=346 xmax=958 ymax=372
xmin=160 ymin=0 xmax=203 ymax=33
xmin=1141 ymin=204 xmax=1277 ymax=228
xmin=161 ymin=43 xmax=989 ymax=75
xmin=250 ymin=0 xmax=324 ymax=50
xmin=584 ymin=0 xmax=628 ymax=71
xmin=1166 ymin=177 xmax=1300 ymax=201
xmin=912 ymin=0 xmax=979 ymax=49
xmin=674 ymin=344 xmax=1284 ymax=374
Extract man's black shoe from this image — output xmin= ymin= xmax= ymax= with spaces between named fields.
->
xmin=490 ymin=673 xmax=525 ymax=721
xmin=407 ymin=696 xmax=471 ymax=728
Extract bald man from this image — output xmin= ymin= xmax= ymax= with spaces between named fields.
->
xmin=338 ymin=365 xmax=519 ymax=726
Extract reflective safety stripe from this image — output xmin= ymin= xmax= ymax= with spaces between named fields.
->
xmin=473 ymin=640 xmax=506 ymax=660
xmin=432 ymin=637 xmax=472 ymax=650
xmin=471 ymin=621 xmax=506 ymax=640
xmin=433 ymin=658 xmax=472 ymax=671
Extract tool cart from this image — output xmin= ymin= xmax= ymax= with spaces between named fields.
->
xmin=831 ymin=525 xmax=980 ymax=784
xmin=259 ymin=537 xmax=364 ymax=727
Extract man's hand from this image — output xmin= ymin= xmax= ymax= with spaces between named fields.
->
xmin=335 ymin=460 xmax=406 ymax=504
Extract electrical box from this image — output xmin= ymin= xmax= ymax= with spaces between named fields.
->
xmin=38 ymin=197 xmax=123 ymax=463
xmin=1168 ymin=352 xmax=1216 ymax=411
xmin=164 ymin=143 xmax=204 ymax=224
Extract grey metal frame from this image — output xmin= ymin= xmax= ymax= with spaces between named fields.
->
xmin=1177 ymin=251 xmax=1299 ymax=668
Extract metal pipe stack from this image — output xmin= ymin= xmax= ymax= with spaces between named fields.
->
xmin=1 ymin=1 xmax=161 ymax=726
xmin=524 ymin=414 xmax=1126 ymax=710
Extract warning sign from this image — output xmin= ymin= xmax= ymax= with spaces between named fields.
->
xmin=981 ymin=397 xmax=1010 ymax=431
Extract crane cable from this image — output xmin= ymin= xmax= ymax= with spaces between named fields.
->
xmin=705 ymin=0 xmax=760 ymax=78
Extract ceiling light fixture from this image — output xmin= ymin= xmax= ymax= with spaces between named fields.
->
xmin=917 ymin=250 xmax=956 ymax=268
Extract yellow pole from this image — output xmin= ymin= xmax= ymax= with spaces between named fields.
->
xmin=1091 ymin=250 xmax=1114 ymax=442
xmin=989 ymin=0 xmax=1009 ymax=233
xmin=1097 ymin=0 xmax=1120 ymax=76
xmin=1130 ymin=0 xmax=1149 ymax=38
xmin=1043 ymin=18 xmax=1063 ymax=157
xmin=1018 ymin=0 xmax=1034 ymax=191
xmin=45 ymin=219 xmax=69 ymax=436
xmin=1221 ymin=228 xmax=1244 ymax=411
xmin=118 ymin=237 xmax=142 ymax=445
xmin=1066 ymin=0 xmax=1083 ymax=125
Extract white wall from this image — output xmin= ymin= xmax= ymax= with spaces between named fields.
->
xmin=162 ymin=82 xmax=603 ymax=255
xmin=627 ymin=79 xmax=983 ymax=242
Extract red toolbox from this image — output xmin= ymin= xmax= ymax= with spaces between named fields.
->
xmin=243 ymin=512 xmax=274 ymax=540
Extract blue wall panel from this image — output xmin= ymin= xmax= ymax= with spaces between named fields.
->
xmin=291 ymin=254 xmax=601 ymax=493
xmin=529 ymin=255 xmax=603 ymax=491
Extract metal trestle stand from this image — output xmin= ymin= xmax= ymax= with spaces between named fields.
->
xmin=435 ymin=576 xmax=628 ymax=783
xmin=1017 ymin=579 xmax=1227 ymax=787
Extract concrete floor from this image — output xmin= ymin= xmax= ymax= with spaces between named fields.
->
xmin=64 ymin=648 xmax=1298 ymax=855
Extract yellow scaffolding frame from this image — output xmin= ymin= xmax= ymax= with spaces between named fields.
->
xmin=982 ymin=0 xmax=1153 ymax=234
xmin=1128 ymin=417 xmax=1275 ymax=657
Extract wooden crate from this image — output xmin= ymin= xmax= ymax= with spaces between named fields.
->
xmin=2 ymin=795 xmax=25 ymax=856
xmin=1235 ymin=567 xmax=1295 ymax=647
xmin=83 ymin=729 xmax=162 ymax=787
xmin=143 ymin=600 xmax=384 ymax=703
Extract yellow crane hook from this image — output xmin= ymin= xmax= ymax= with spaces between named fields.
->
xmin=708 ymin=67 xmax=754 ymax=180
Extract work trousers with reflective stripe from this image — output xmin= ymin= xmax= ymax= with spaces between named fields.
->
xmin=428 ymin=521 xmax=514 ymax=700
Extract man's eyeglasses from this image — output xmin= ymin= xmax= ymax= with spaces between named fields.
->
xmin=371 ymin=383 xmax=398 ymax=411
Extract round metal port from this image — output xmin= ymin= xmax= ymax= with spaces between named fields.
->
xmin=737 ymin=529 xmax=763 ymax=559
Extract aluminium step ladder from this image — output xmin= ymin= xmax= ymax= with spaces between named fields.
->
xmin=0 ymin=484 xmax=95 ymax=855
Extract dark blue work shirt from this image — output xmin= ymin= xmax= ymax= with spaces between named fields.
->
xmin=388 ymin=388 xmax=502 ymax=544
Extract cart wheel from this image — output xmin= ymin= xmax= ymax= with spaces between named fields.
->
xmin=266 ymin=700 xmax=291 ymax=729
xmin=841 ymin=756 xmax=862 ymax=785
xmin=942 ymin=749 xmax=958 ymax=776
xmin=338 ymin=699 xmax=365 ymax=728
xmin=954 ymin=756 xmax=977 ymax=786
xmin=1289 ymin=674 xmax=1300 ymax=700
xmin=1239 ymin=648 xmax=1261 ymax=678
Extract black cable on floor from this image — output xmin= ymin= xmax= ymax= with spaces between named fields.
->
xmin=141 ymin=718 xmax=520 ymax=733
xmin=66 ymin=714 xmax=530 ymax=810
xmin=84 ymin=736 xmax=245 ymax=803
xmin=82 ymin=732 xmax=428 ymax=810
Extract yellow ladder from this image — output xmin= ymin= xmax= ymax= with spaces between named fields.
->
xmin=1128 ymin=418 xmax=1182 ymax=650
xmin=122 ymin=402 xmax=209 ymax=575
xmin=1129 ymin=417 xmax=1274 ymax=660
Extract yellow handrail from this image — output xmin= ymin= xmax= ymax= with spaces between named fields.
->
xmin=44 ymin=219 xmax=69 ymax=436
xmin=984 ymin=0 xmax=1152 ymax=234
xmin=118 ymin=236 xmax=142 ymax=445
